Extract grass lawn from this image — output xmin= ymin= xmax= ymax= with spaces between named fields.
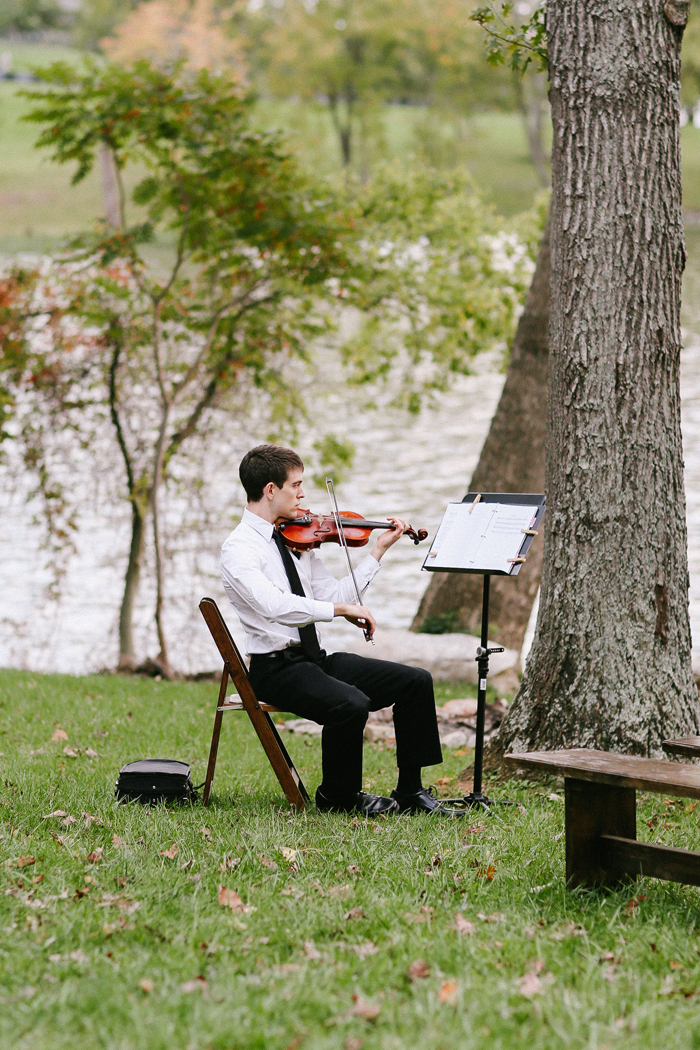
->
xmin=2 ymin=669 xmax=700 ymax=1049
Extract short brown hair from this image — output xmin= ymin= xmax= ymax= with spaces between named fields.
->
xmin=239 ymin=445 xmax=304 ymax=502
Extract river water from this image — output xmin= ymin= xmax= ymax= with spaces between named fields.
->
xmin=3 ymin=338 xmax=700 ymax=676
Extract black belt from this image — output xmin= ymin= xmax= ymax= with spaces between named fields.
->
xmin=250 ymin=646 xmax=325 ymax=664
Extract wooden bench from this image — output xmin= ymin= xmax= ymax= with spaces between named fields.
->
xmin=505 ymin=749 xmax=700 ymax=888
xmin=663 ymin=737 xmax=700 ymax=759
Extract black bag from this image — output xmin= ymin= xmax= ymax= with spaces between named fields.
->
xmin=115 ymin=759 xmax=198 ymax=805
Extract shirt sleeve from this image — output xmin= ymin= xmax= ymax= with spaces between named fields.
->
xmin=306 ymin=550 xmax=382 ymax=605
xmin=221 ymin=547 xmax=334 ymax=627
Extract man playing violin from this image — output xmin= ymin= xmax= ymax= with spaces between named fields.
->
xmin=221 ymin=444 xmax=466 ymax=818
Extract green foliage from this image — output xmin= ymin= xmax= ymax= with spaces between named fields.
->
xmin=312 ymin=433 xmax=356 ymax=487
xmin=3 ymin=668 xmax=700 ymax=1048
xmin=0 ymin=0 xmax=66 ymax=35
xmin=343 ymin=163 xmax=541 ymax=410
xmin=471 ymin=0 xmax=548 ymax=74
xmin=418 ymin=610 xmax=461 ymax=634
xmin=7 ymin=60 xmax=354 ymax=656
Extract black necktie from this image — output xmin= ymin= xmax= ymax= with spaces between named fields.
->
xmin=273 ymin=529 xmax=323 ymax=659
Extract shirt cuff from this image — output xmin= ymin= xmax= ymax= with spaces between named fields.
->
xmin=356 ymin=553 xmax=382 ymax=585
xmin=313 ymin=600 xmax=335 ymax=623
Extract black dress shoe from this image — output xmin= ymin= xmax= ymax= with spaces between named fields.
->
xmin=390 ymin=785 xmax=468 ymax=818
xmin=315 ymin=786 xmax=399 ymax=816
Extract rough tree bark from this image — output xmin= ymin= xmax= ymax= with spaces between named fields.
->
xmin=411 ymin=212 xmax=550 ymax=652
xmin=491 ymin=0 xmax=700 ymax=761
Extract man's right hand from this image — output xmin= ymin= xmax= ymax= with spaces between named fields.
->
xmin=334 ymin=602 xmax=376 ymax=637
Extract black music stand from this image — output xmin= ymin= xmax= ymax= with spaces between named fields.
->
xmin=422 ymin=492 xmax=546 ymax=809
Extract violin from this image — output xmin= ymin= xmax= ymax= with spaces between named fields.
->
xmin=277 ymin=510 xmax=428 ymax=551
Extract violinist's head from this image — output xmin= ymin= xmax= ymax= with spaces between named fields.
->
xmin=240 ymin=444 xmax=305 ymax=523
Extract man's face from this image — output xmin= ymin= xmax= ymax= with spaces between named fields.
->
xmin=271 ymin=467 xmax=305 ymax=521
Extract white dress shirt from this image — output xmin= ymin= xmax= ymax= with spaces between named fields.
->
xmin=221 ymin=507 xmax=382 ymax=655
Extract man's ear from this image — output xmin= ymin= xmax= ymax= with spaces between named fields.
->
xmin=264 ymin=481 xmax=276 ymax=500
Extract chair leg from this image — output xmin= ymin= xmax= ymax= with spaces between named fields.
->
xmin=203 ymin=668 xmax=229 ymax=807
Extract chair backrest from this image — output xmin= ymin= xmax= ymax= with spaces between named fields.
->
xmin=199 ymin=597 xmax=261 ymax=714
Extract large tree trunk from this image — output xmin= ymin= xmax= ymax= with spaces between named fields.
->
xmin=492 ymin=0 xmax=699 ymax=762
xmin=117 ymin=503 xmax=145 ymax=671
xmin=412 ymin=212 xmax=550 ymax=651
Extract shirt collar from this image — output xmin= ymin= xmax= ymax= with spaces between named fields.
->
xmin=242 ymin=506 xmax=276 ymax=542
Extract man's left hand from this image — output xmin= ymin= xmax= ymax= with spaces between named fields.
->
xmin=371 ymin=517 xmax=409 ymax=562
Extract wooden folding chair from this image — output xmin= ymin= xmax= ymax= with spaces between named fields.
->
xmin=198 ymin=597 xmax=310 ymax=809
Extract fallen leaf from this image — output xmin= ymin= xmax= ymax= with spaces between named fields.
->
xmin=82 ymin=813 xmax=102 ymax=828
xmin=280 ymin=847 xmax=298 ymax=863
xmin=604 ymin=966 xmax=617 ymax=983
xmin=51 ymin=729 xmax=68 ymax=742
xmin=217 ymin=885 xmax=256 ymax=913
xmin=517 ymin=972 xmax=544 ymax=997
xmin=345 ymin=907 xmax=365 ymax=920
xmin=220 ymin=856 xmax=241 ymax=871
xmin=348 ymin=941 xmax=378 ymax=960
xmin=84 ymin=748 xmax=99 ymax=758
xmin=159 ymin=843 xmax=179 ymax=860
xmin=63 ymin=747 xmax=79 ymax=758
xmin=478 ymin=863 xmax=496 ymax=881
xmin=33 ymin=875 xmax=44 ymax=885
xmin=16 ymin=855 xmax=37 ymax=868
xmin=61 ymin=816 xmax=77 ymax=827
xmin=454 ymin=913 xmax=476 ymax=935
xmin=304 ymin=940 xmax=322 ymax=959
xmin=329 ymin=884 xmax=351 ymax=899
xmin=477 ymin=912 xmax=503 ymax=923
xmin=112 ymin=835 xmax=125 ymax=846
xmin=200 ymin=827 xmax=211 ymax=838
xmin=351 ymin=993 xmax=381 ymax=1020
xmin=408 ymin=959 xmax=430 ymax=982
xmin=347 ymin=864 xmax=360 ymax=874
xmin=670 ymin=960 xmax=684 ymax=970
xmin=180 ymin=976 xmax=207 ymax=993
xmin=87 ymin=848 xmax=103 ymax=864
xmin=258 ymin=854 xmax=278 ymax=870
xmin=43 ymin=810 xmax=68 ymax=819
xmin=438 ymin=980 xmax=458 ymax=1004
xmin=139 ymin=979 xmax=155 ymax=993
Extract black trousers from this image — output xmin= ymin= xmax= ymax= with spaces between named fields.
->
xmin=248 ymin=648 xmax=443 ymax=798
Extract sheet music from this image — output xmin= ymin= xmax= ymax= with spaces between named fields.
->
xmin=425 ymin=501 xmax=538 ymax=574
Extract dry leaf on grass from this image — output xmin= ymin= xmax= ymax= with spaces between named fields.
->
xmin=200 ymin=827 xmax=211 ymax=839
xmin=33 ymin=875 xmax=43 ymax=884
xmin=180 ymin=976 xmax=207 ymax=993
xmin=516 ymin=961 xmax=553 ymax=998
xmin=17 ymin=856 xmax=36 ymax=868
xmin=62 ymin=816 xmax=77 ymax=827
xmin=454 ymin=913 xmax=476 ymax=935
xmin=112 ymin=835 xmax=126 ymax=846
xmin=477 ymin=912 xmax=503 ymax=924
xmin=258 ymin=854 xmax=278 ymax=870
xmin=97 ymin=893 xmax=141 ymax=915
xmin=83 ymin=813 xmax=102 ymax=829
xmin=347 ymin=941 xmax=378 ymax=960
xmin=51 ymin=729 xmax=68 ymax=742
xmin=217 ymin=885 xmax=256 ymax=914
xmin=159 ymin=844 xmax=179 ymax=860
xmin=478 ymin=863 xmax=496 ymax=881
xmin=280 ymin=847 xmax=298 ymax=863
xmin=303 ymin=940 xmax=322 ymax=959
xmin=139 ymin=979 xmax=155 ymax=993
xmin=438 ymin=980 xmax=458 ymax=1004
xmin=344 ymin=907 xmax=365 ymax=920
xmin=220 ymin=856 xmax=241 ymax=871
xmin=87 ymin=848 xmax=103 ymax=864
xmin=84 ymin=748 xmax=99 ymax=758
xmin=408 ymin=959 xmax=430 ymax=982
xmin=63 ymin=747 xmax=79 ymax=759
xmin=351 ymin=993 xmax=381 ymax=1020
xmin=43 ymin=810 xmax=67 ymax=819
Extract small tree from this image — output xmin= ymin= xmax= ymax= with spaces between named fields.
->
xmin=9 ymin=60 xmax=351 ymax=674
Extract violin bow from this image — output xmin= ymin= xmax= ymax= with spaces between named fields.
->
xmin=325 ymin=477 xmax=374 ymax=644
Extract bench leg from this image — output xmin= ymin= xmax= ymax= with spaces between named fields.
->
xmin=565 ymin=777 xmax=636 ymax=888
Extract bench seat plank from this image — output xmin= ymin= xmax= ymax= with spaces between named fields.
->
xmin=662 ymin=737 xmax=700 ymax=759
xmin=505 ymin=748 xmax=700 ymax=799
